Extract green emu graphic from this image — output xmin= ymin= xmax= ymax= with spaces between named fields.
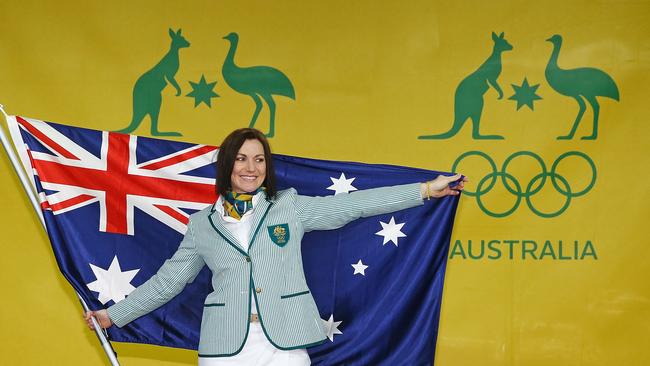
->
xmin=419 ymin=32 xmax=512 ymax=140
xmin=116 ymin=28 xmax=190 ymax=136
xmin=545 ymin=35 xmax=619 ymax=140
xmin=222 ymin=32 xmax=295 ymax=138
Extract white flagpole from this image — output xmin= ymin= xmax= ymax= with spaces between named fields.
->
xmin=0 ymin=105 xmax=120 ymax=366
xmin=0 ymin=107 xmax=45 ymax=228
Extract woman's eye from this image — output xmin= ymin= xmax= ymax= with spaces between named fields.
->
xmin=236 ymin=156 xmax=245 ymax=161
xmin=256 ymin=158 xmax=265 ymax=163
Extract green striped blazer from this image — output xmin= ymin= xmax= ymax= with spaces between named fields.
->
xmin=107 ymin=182 xmax=423 ymax=357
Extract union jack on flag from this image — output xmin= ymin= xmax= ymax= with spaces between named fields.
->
xmin=10 ymin=116 xmax=217 ymax=235
xmin=8 ymin=115 xmax=459 ymax=365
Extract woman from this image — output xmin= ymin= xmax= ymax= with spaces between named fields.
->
xmin=85 ymin=128 xmax=466 ymax=365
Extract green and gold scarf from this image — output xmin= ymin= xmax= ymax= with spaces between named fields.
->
xmin=222 ymin=188 xmax=265 ymax=220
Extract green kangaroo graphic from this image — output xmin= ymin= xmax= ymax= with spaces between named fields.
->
xmin=222 ymin=32 xmax=295 ymax=138
xmin=419 ymin=32 xmax=512 ymax=140
xmin=545 ymin=35 xmax=619 ymax=140
xmin=116 ymin=28 xmax=190 ymax=136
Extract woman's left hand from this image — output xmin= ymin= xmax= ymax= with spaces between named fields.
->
xmin=421 ymin=173 xmax=468 ymax=199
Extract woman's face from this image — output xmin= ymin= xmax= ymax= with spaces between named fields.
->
xmin=230 ymin=139 xmax=266 ymax=193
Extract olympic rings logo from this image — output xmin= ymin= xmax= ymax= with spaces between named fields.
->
xmin=451 ymin=151 xmax=597 ymax=218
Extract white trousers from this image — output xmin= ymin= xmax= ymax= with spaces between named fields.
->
xmin=198 ymin=322 xmax=311 ymax=366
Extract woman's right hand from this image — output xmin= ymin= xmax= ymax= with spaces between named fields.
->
xmin=84 ymin=309 xmax=113 ymax=330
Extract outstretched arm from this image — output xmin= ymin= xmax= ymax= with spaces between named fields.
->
xmin=84 ymin=218 xmax=205 ymax=330
xmin=295 ymin=173 xmax=466 ymax=232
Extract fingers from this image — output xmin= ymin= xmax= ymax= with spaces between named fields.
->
xmin=84 ymin=311 xmax=98 ymax=330
xmin=426 ymin=173 xmax=469 ymax=198
xmin=84 ymin=311 xmax=94 ymax=322
xmin=449 ymin=173 xmax=468 ymax=189
xmin=446 ymin=174 xmax=464 ymax=189
xmin=448 ymin=174 xmax=467 ymax=196
xmin=449 ymin=173 xmax=470 ymax=183
xmin=446 ymin=173 xmax=462 ymax=182
xmin=87 ymin=318 xmax=96 ymax=330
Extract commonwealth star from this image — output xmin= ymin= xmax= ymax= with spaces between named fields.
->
xmin=86 ymin=256 xmax=140 ymax=305
xmin=186 ymin=75 xmax=219 ymax=108
xmin=508 ymin=77 xmax=542 ymax=111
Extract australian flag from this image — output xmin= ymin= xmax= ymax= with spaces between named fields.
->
xmin=8 ymin=115 xmax=460 ymax=365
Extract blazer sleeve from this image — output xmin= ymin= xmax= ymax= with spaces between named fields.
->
xmin=107 ymin=217 xmax=205 ymax=327
xmin=294 ymin=182 xmax=424 ymax=232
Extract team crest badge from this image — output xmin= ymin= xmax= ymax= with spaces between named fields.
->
xmin=268 ymin=224 xmax=290 ymax=246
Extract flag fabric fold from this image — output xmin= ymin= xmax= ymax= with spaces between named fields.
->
xmin=8 ymin=115 xmax=459 ymax=365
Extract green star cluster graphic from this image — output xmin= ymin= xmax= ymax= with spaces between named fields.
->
xmin=186 ymin=75 xmax=219 ymax=107
xmin=508 ymin=77 xmax=542 ymax=111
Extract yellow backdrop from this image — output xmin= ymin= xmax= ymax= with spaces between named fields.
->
xmin=1 ymin=0 xmax=648 ymax=365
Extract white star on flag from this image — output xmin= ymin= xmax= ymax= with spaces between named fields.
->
xmin=375 ymin=216 xmax=407 ymax=246
xmin=322 ymin=314 xmax=343 ymax=341
xmin=86 ymin=255 xmax=140 ymax=305
xmin=351 ymin=259 xmax=369 ymax=276
xmin=327 ymin=173 xmax=358 ymax=195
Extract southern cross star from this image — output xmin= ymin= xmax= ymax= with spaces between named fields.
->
xmin=351 ymin=259 xmax=369 ymax=276
xmin=327 ymin=173 xmax=358 ymax=195
xmin=86 ymin=255 xmax=140 ymax=305
xmin=375 ymin=216 xmax=406 ymax=246
xmin=322 ymin=314 xmax=343 ymax=341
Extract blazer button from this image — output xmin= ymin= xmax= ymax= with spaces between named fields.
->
xmin=256 ymin=287 xmax=262 ymax=294
xmin=245 ymin=256 xmax=251 ymax=262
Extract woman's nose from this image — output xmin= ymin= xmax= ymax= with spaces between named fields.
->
xmin=245 ymin=160 xmax=255 ymax=171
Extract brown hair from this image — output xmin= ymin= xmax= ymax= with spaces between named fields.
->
xmin=216 ymin=128 xmax=276 ymax=198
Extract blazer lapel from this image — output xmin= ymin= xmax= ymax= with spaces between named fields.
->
xmin=207 ymin=202 xmax=248 ymax=256
xmin=207 ymin=194 xmax=274 ymax=256
xmin=247 ymin=193 xmax=273 ymax=253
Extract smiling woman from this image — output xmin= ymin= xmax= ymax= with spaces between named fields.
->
xmin=230 ymin=139 xmax=266 ymax=194
xmin=84 ymin=128 xmax=466 ymax=365
xmin=216 ymin=128 xmax=276 ymax=197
